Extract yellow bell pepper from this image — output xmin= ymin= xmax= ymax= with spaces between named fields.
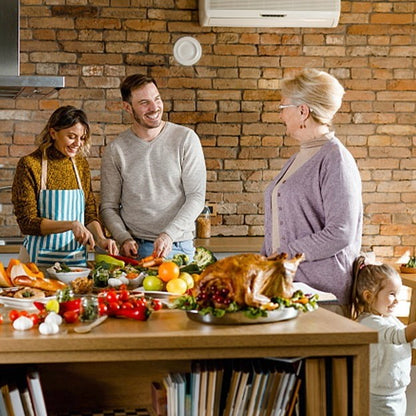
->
xmin=95 ymin=254 xmax=125 ymax=268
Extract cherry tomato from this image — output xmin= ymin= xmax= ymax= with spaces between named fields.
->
xmin=106 ymin=290 xmax=119 ymax=303
xmin=9 ymin=309 xmax=21 ymax=322
xmin=98 ymin=294 xmax=107 ymax=304
xmin=63 ymin=310 xmax=79 ymax=324
xmin=121 ymin=301 xmax=134 ymax=310
xmin=0 ymin=313 xmax=3 ymax=324
xmin=135 ymin=298 xmax=148 ymax=308
xmin=151 ymin=299 xmax=163 ymax=311
xmin=98 ymin=303 xmax=108 ymax=316
xmin=118 ymin=289 xmax=130 ymax=302
xmin=107 ymin=301 xmax=121 ymax=315
xmin=19 ymin=310 xmax=29 ymax=317
xmin=29 ymin=313 xmax=40 ymax=326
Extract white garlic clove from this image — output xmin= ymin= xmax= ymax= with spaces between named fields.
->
xmin=119 ymin=276 xmax=129 ymax=285
xmin=39 ymin=322 xmax=59 ymax=335
xmin=108 ymin=278 xmax=122 ymax=287
xmin=45 ymin=312 xmax=63 ymax=326
xmin=13 ymin=316 xmax=34 ymax=331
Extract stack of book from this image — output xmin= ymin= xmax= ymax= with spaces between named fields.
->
xmin=1 ymin=370 xmax=47 ymax=416
xmin=152 ymin=358 xmax=303 ymax=416
xmin=302 ymin=356 xmax=351 ymax=416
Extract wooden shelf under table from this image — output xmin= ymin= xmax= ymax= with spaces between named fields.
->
xmin=0 ymin=307 xmax=376 ymax=414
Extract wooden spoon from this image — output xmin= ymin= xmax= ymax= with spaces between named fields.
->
xmin=74 ymin=315 xmax=108 ymax=334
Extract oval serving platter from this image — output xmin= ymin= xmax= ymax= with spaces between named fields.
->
xmin=186 ymin=307 xmax=299 ymax=325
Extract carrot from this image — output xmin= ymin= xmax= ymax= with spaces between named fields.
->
xmin=141 ymin=255 xmax=155 ymax=263
xmin=142 ymin=260 xmax=157 ymax=268
xmin=141 ymin=257 xmax=164 ymax=268
xmin=125 ymin=272 xmax=140 ymax=280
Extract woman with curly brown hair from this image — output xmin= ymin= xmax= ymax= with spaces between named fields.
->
xmin=12 ymin=105 xmax=117 ymax=267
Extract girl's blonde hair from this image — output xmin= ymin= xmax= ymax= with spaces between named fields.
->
xmin=36 ymin=105 xmax=91 ymax=157
xmin=350 ymin=255 xmax=400 ymax=320
xmin=280 ymin=68 xmax=345 ymax=127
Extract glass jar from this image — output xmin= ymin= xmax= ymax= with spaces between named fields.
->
xmin=56 ymin=287 xmax=74 ymax=303
xmin=80 ymin=296 xmax=99 ymax=322
xmin=196 ymin=206 xmax=211 ymax=239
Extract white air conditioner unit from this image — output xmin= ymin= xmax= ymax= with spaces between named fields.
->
xmin=199 ymin=0 xmax=341 ymax=28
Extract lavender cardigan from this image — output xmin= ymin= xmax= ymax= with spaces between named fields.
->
xmin=262 ymin=136 xmax=363 ymax=304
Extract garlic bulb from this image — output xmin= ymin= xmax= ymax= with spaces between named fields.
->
xmin=39 ymin=322 xmax=59 ymax=335
xmin=45 ymin=312 xmax=63 ymax=326
xmin=13 ymin=316 xmax=34 ymax=331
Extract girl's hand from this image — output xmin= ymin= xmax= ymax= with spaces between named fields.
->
xmin=71 ymin=221 xmax=95 ymax=248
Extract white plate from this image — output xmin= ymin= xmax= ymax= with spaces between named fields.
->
xmin=133 ymin=288 xmax=181 ymax=305
xmin=185 ymin=307 xmax=299 ymax=325
xmin=47 ymin=266 xmax=91 ymax=284
xmin=173 ymin=36 xmax=202 ymax=66
xmin=0 ymin=294 xmax=55 ymax=311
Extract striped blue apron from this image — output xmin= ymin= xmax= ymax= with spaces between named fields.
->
xmin=23 ymin=153 xmax=87 ymax=267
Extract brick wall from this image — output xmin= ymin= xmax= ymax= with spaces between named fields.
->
xmin=0 ymin=0 xmax=415 ymax=262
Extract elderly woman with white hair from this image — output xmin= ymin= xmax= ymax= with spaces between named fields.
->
xmin=261 ymin=69 xmax=363 ymax=315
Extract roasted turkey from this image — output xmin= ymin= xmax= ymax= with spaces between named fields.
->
xmin=193 ymin=252 xmax=304 ymax=309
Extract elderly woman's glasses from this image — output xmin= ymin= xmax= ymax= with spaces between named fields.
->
xmin=278 ymin=104 xmax=298 ymax=111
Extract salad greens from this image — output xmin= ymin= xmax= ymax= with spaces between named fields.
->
xmin=172 ymin=290 xmax=318 ymax=319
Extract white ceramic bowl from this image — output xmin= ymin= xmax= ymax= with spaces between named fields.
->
xmin=46 ymin=266 xmax=91 ymax=284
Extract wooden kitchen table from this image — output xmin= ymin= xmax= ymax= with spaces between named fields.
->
xmin=0 ymin=306 xmax=376 ymax=414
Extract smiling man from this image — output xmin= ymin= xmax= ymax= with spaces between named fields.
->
xmin=100 ymin=74 xmax=206 ymax=261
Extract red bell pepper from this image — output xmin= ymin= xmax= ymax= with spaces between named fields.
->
xmin=115 ymin=306 xmax=150 ymax=321
xmin=109 ymin=254 xmax=140 ymax=266
xmin=59 ymin=298 xmax=81 ymax=315
xmin=33 ymin=301 xmax=46 ymax=311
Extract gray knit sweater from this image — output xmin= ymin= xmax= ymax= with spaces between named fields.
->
xmin=100 ymin=122 xmax=206 ymax=244
xmin=262 ymin=136 xmax=363 ymax=304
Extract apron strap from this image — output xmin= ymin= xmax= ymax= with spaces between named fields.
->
xmin=41 ymin=151 xmax=48 ymax=191
xmin=71 ymin=158 xmax=83 ymax=191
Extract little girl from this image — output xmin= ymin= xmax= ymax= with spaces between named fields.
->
xmin=351 ymin=255 xmax=416 ymax=416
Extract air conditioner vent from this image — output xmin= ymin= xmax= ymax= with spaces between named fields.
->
xmin=199 ymin=0 xmax=340 ymax=27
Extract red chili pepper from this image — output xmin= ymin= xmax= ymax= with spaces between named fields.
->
xmin=109 ymin=254 xmax=140 ymax=266
xmin=115 ymin=306 xmax=150 ymax=321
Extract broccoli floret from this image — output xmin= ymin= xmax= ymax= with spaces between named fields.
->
xmin=171 ymin=254 xmax=190 ymax=267
xmin=193 ymin=247 xmax=217 ymax=270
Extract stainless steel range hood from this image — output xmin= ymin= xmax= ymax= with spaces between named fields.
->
xmin=0 ymin=0 xmax=65 ymax=98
